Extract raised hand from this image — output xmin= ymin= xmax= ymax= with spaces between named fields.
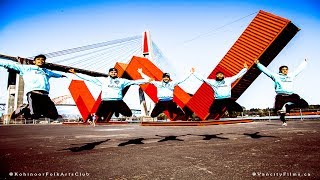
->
xmin=137 ymin=68 xmax=143 ymax=74
xmin=244 ymin=62 xmax=248 ymax=69
xmin=191 ymin=67 xmax=195 ymax=73
xmin=148 ymin=78 xmax=154 ymax=82
xmin=69 ymin=69 xmax=76 ymax=74
xmin=254 ymin=59 xmax=259 ymax=64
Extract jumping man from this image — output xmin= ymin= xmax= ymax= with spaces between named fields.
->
xmin=255 ymin=59 xmax=308 ymax=126
xmin=192 ymin=63 xmax=248 ymax=117
xmin=69 ymin=68 xmax=149 ymax=121
xmin=0 ymin=54 xmax=67 ymax=120
xmin=137 ymin=69 xmax=192 ymax=119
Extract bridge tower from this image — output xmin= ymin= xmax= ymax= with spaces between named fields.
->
xmin=3 ymin=62 xmax=25 ymax=123
xmin=139 ymin=31 xmax=153 ymax=116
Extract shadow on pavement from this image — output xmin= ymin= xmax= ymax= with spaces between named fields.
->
xmin=62 ymin=139 xmax=110 ymax=152
xmin=155 ymin=135 xmax=186 ymax=142
xmin=188 ymin=133 xmax=229 ymax=140
xmin=243 ymin=132 xmax=277 ymax=139
xmin=118 ymin=138 xmax=145 ymax=146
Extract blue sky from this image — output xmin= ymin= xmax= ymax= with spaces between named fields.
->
xmin=0 ymin=0 xmax=319 ymax=111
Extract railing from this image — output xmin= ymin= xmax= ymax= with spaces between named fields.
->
xmin=0 ymin=116 xmax=82 ymax=125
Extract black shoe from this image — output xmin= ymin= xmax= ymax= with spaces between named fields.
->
xmin=10 ymin=104 xmax=29 ymax=119
xmin=23 ymin=108 xmax=32 ymax=119
xmin=10 ymin=111 xmax=18 ymax=120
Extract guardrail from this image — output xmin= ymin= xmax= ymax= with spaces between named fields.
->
xmin=221 ymin=115 xmax=320 ymax=121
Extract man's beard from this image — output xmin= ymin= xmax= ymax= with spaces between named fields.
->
xmin=216 ymin=77 xmax=224 ymax=81
xmin=110 ymin=76 xmax=117 ymax=79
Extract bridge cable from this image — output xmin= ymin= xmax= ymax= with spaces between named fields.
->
xmin=182 ymin=11 xmax=258 ymax=44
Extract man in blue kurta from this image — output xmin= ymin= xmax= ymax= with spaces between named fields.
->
xmin=0 ymin=54 xmax=67 ymax=120
xmin=70 ymin=68 xmax=149 ymax=121
xmin=192 ymin=63 xmax=248 ymax=117
xmin=138 ymin=69 xmax=192 ymax=118
xmin=255 ymin=59 xmax=308 ymax=126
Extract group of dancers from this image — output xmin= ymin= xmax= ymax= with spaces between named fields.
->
xmin=0 ymin=54 xmax=309 ymax=126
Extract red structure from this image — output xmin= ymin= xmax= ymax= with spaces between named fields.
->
xmin=69 ymin=10 xmax=300 ymax=121
xmin=186 ymin=10 xmax=300 ymax=120
xmin=68 ymin=80 xmax=102 ymax=122
xmin=142 ymin=31 xmax=151 ymax=56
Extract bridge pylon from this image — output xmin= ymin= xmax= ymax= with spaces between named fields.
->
xmin=4 ymin=75 xmax=24 ymax=123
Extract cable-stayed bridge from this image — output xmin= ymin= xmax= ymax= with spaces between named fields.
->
xmin=0 ymin=10 xmax=301 ymax=122
xmin=0 ymin=31 xmax=177 ymax=120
